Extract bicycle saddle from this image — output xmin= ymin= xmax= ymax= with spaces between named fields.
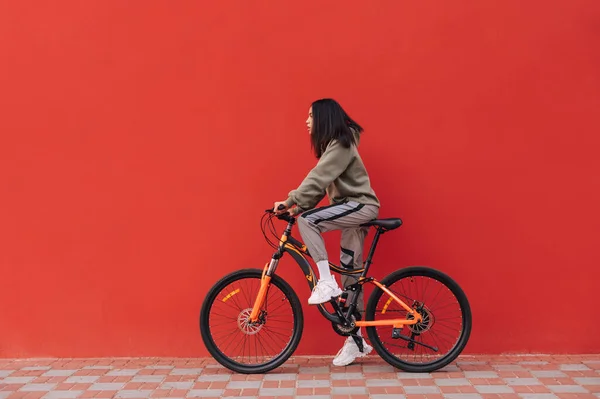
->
xmin=361 ymin=218 xmax=402 ymax=230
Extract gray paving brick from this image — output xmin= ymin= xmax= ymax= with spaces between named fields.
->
xmin=42 ymin=369 xmax=77 ymax=377
xmin=464 ymin=371 xmax=499 ymax=378
xmin=19 ymin=383 xmax=57 ymax=391
xmin=262 ymin=373 xmax=296 ymax=380
xmin=517 ymin=394 xmax=559 ymax=399
xmin=258 ymin=387 xmax=295 ymax=395
xmin=186 ymin=389 xmax=225 ymax=397
xmin=161 ymin=381 xmax=194 ymax=390
xmin=0 ymin=392 xmax=11 ymax=399
xmin=504 ymin=378 xmax=542 ymax=385
xmin=22 ymin=366 xmax=51 ymax=371
xmin=531 ymin=370 xmax=567 ymax=378
xmin=574 ymin=377 xmax=600 ymax=385
xmin=435 ymin=378 xmax=471 ymax=386
xmin=89 ymin=382 xmax=126 ymax=390
xmin=295 ymin=396 xmax=331 ymax=399
xmin=559 ymin=363 xmax=591 ymax=371
xmin=2 ymin=376 xmax=36 ymax=384
xmin=366 ymin=379 xmax=402 ymax=387
xmin=547 ymin=385 xmax=588 ymax=393
xmin=493 ymin=364 xmax=526 ymax=371
xmin=476 ymin=385 xmax=514 ymax=393
xmin=0 ymin=370 xmax=13 ymax=378
xmin=115 ymin=390 xmax=153 ymax=398
xmin=370 ymin=395 xmax=406 ymax=399
xmin=226 ymin=380 xmax=261 ymax=389
xmin=197 ymin=374 xmax=231 ymax=382
xmin=170 ymin=368 xmax=203 ymax=375
xmin=221 ymin=397 xmax=259 ymax=399
xmin=299 ymin=366 xmax=329 ymax=373
xmin=107 ymin=369 xmax=141 ymax=376
xmin=297 ymin=379 xmax=331 ymax=388
xmin=366 ymin=378 xmax=402 ymax=387
xmin=404 ymin=385 xmax=440 ymax=394
xmin=398 ymin=372 xmax=432 ymax=378
xmin=131 ymin=375 xmax=164 ymax=383
xmin=42 ymin=391 xmax=84 ymax=399
xmin=66 ymin=375 xmax=100 ymax=383
xmin=363 ymin=365 xmax=396 ymax=373
xmin=444 ymin=395 xmax=483 ymax=399
xmin=331 ymin=372 xmax=364 ymax=380
xmin=331 ymin=386 xmax=368 ymax=394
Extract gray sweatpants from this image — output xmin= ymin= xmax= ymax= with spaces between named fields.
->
xmin=297 ymin=201 xmax=379 ymax=313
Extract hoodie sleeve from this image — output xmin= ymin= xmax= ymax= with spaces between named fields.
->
xmin=284 ymin=140 xmax=354 ymax=211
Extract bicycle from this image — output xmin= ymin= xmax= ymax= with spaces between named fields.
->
xmin=199 ymin=205 xmax=472 ymax=374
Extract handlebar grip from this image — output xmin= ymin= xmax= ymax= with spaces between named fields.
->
xmin=265 ymin=204 xmax=287 ymax=213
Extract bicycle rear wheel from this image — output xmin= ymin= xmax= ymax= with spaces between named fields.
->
xmin=199 ymin=268 xmax=303 ymax=374
xmin=365 ymin=266 xmax=472 ymax=372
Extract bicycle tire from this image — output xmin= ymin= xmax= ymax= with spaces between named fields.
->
xmin=365 ymin=266 xmax=472 ymax=372
xmin=199 ymin=268 xmax=303 ymax=374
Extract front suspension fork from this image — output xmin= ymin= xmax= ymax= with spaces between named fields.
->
xmin=249 ymin=256 xmax=280 ymax=322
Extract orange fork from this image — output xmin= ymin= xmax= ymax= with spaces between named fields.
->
xmin=249 ymin=263 xmax=270 ymax=322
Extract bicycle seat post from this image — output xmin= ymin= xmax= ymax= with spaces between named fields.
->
xmin=361 ymin=227 xmax=384 ymax=279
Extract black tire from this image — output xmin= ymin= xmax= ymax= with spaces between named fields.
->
xmin=365 ymin=266 xmax=472 ymax=372
xmin=199 ymin=268 xmax=303 ymax=374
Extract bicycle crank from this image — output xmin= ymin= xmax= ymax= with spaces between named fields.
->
xmin=332 ymin=314 xmax=360 ymax=336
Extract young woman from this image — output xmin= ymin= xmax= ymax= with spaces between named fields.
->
xmin=273 ymin=98 xmax=380 ymax=366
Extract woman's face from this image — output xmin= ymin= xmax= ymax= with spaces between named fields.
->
xmin=306 ymin=107 xmax=313 ymax=135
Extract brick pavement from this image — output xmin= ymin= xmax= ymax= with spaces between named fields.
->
xmin=0 ymin=354 xmax=599 ymax=398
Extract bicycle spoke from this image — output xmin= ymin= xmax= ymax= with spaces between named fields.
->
xmin=202 ymin=272 xmax=298 ymax=370
xmin=368 ymin=271 xmax=467 ymax=369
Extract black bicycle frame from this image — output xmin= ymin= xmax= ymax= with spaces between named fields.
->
xmin=266 ymin=214 xmax=386 ymax=325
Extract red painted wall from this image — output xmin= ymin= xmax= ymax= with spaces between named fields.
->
xmin=1 ymin=1 xmax=599 ymax=358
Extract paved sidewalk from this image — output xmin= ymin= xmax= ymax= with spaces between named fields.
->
xmin=0 ymin=355 xmax=599 ymax=399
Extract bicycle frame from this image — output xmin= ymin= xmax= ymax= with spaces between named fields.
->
xmin=249 ymin=213 xmax=422 ymax=328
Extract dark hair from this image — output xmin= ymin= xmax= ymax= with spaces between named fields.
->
xmin=310 ymin=98 xmax=363 ymax=158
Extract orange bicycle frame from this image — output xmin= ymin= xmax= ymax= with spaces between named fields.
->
xmin=250 ymin=211 xmax=419 ymax=327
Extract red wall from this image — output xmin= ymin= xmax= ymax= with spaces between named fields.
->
xmin=1 ymin=1 xmax=599 ymax=358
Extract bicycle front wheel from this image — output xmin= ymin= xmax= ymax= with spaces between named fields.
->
xmin=199 ymin=268 xmax=303 ymax=374
xmin=365 ymin=266 xmax=472 ymax=372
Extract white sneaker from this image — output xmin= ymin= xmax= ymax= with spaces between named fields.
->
xmin=332 ymin=336 xmax=373 ymax=367
xmin=307 ymin=275 xmax=343 ymax=305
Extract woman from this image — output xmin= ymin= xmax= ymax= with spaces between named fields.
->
xmin=273 ymin=98 xmax=380 ymax=366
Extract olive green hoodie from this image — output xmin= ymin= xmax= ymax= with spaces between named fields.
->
xmin=284 ymin=132 xmax=380 ymax=213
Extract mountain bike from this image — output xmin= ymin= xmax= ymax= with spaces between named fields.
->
xmin=199 ymin=206 xmax=472 ymax=374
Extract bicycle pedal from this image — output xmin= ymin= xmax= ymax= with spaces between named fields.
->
xmin=392 ymin=327 xmax=402 ymax=339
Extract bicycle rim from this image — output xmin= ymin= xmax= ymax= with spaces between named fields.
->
xmin=200 ymin=269 xmax=303 ymax=373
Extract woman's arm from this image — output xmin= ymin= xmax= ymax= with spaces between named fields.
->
xmin=284 ymin=140 xmax=353 ymax=210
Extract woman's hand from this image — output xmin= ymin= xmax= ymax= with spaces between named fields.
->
xmin=273 ymin=201 xmax=289 ymax=214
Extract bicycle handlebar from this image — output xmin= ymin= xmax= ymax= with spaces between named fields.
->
xmin=265 ymin=204 xmax=287 ymax=213
xmin=265 ymin=204 xmax=296 ymax=221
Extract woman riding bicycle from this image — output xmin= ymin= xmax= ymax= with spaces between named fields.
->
xmin=273 ymin=98 xmax=380 ymax=366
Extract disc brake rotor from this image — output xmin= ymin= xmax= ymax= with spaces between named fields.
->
xmin=237 ymin=308 xmax=264 ymax=335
